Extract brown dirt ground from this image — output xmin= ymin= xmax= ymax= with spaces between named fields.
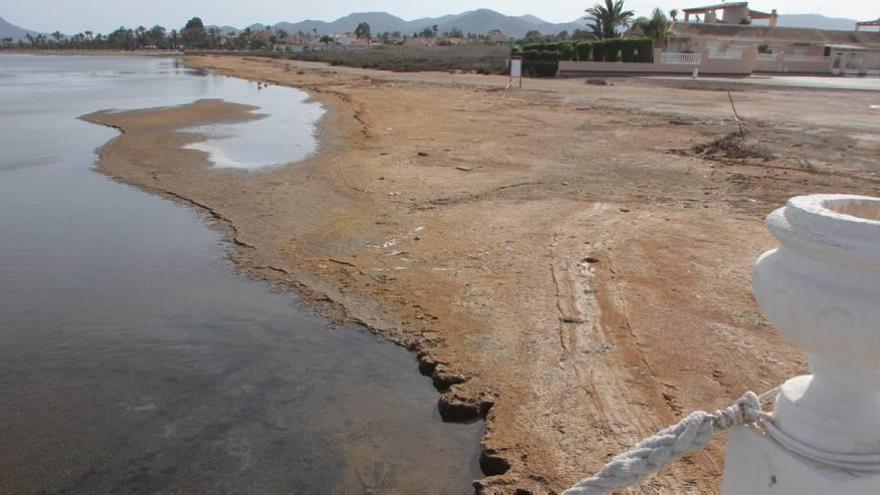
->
xmin=82 ymin=55 xmax=880 ymax=494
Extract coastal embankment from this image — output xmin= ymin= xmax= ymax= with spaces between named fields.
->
xmin=85 ymin=54 xmax=880 ymax=493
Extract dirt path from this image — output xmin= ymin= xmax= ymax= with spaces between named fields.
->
xmin=84 ymin=55 xmax=880 ymax=493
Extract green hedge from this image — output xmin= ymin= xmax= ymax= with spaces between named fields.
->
xmin=575 ymin=42 xmax=592 ymax=62
xmin=522 ymin=50 xmax=559 ymax=77
xmin=636 ymin=38 xmax=653 ymax=62
xmin=592 ymin=42 xmax=608 ymax=62
xmin=518 ymin=38 xmax=653 ymax=67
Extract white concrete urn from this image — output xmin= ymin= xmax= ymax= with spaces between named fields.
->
xmin=753 ymin=194 xmax=880 ymax=455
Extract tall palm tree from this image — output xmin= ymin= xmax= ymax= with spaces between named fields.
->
xmin=585 ymin=0 xmax=635 ymax=39
xmin=632 ymin=8 xmax=672 ymax=44
xmin=135 ymin=26 xmax=147 ymax=48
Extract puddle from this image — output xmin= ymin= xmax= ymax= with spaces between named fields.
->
xmin=185 ymin=84 xmax=325 ymax=170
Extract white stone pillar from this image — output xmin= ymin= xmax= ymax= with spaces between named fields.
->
xmin=722 ymin=194 xmax=880 ymax=494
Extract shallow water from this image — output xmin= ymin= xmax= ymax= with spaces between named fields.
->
xmin=0 ymin=54 xmax=481 ymax=493
xmin=184 ymin=83 xmax=324 ymax=170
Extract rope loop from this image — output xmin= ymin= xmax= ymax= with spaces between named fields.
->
xmin=712 ymin=391 xmax=760 ymax=430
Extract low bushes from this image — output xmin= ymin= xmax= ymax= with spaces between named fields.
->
xmin=267 ymin=44 xmax=511 ymax=74
xmin=522 ymin=50 xmax=560 ymax=77
xmin=517 ymin=37 xmax=654 ymax=76
xmin=575 ymin=42 xmax=592 ymax=62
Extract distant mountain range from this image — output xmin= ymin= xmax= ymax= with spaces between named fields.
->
xmin=0 ymin=16 xmax=41 ymax=40
xmin=216 ymin=10 xmax=587 ymax=39
xmin=0 ymin=11 xmax=871 ymax=42
xmin=773 ymin=14 xmax=860 ymax=31
xmin=212 ymin=10 xmax=869 ymax=38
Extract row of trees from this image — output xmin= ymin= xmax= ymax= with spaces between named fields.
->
xmin=5 ymin=2 xmax=674 ymax=52
xmin=516 ymin=1 xmax=672 ymax=45
xmin=3 ymin=17 xmax=283 ymax=51
xmin=516 ymin=1 xmax=676 ymax=77
xmin=582 ymin=0 xmax=674 ymax=44
xmin=5 ymin=17 xmax=518 ymax=51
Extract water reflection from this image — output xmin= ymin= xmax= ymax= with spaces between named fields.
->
xmin=184 ymin=83 xmax=324 ymax=171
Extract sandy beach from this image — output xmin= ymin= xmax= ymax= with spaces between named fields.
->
xmin=83 ymin=54 xmax=880 ymax=493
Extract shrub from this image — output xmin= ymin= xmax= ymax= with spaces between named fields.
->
xmin=592 ymin=42 xmax=607 ymax=62
xmin=576 ymin=41 xmax=592 ymax=61
xmin=636 ymin=38 xmax=653 ymax=62
xmin=279 ymin=44 xmax=511 ymax=74
xmin=522 ymin=50 xmax=559 ymax=77
xmin=558 ymin=42 xmax=576 ymax=61
xmin=620 ymin=39 xmax=638 ymax=62
xmin=516 ymin=37 xmax=652 ymax=68
xmin=604 ymin=39 xmax=622 ymax=62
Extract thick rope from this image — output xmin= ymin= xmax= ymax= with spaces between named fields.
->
xmin=563 ymin=392 xmax=762 ymax=495
xmin=563 ymin=390 xmax=880 ymax=495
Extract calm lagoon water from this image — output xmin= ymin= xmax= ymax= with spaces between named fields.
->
xmin=0 ymin=54 xmax=481 ymax=493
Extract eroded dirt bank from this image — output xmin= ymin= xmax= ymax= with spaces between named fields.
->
xmin=86 ymin=55 xmax=880 ymax=493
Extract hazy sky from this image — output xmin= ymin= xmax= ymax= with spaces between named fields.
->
xmin=1 ymin=0 xmax=876 ymax=34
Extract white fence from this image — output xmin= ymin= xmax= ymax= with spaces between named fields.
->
xmin=757 ymin=53 xmax=829 ymax=63
xmin=708 ymin=49 xmax=744 ymax=60
xmin=783 ymin=54 xmax=828 ymax=63
xmin=658 ymin=52 xmax=703 ymax=65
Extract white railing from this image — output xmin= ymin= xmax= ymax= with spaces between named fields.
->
xmin=782 ymin=54 xmax=828 ymax=63
xmin=708 ymin=49 xmax=744 ymax=60
xmin=658 ymin=52 xmax=703 ymax=65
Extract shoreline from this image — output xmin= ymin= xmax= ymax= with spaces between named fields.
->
xmin=1 ymin=49 xmax=183 ymax=57
xmin=80 ymin=67 xmax=495 ymax=464
xmin=79 ymin=60 xmax=537 ymax=491
xmin=80 ymin=54 xmax=880 ymax=493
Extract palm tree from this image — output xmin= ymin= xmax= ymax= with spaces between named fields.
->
xmin=585 ymin=0 xmax=635 ymax=39
xmin=632 ymin=8 xmax=672 ymax=44
xmin=669 ymin=9 xmax=679 ymax=22
xmin=208 ymin=27 xmax=221 ymax=48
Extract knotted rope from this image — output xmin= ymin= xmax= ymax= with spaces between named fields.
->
xmin=564 ymin=389 xmax=880 ymax=495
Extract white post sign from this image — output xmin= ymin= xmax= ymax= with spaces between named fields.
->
xmin=509 ymin=57 xmax=523 ymax=89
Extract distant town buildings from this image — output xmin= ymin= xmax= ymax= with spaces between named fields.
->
xmin=856 ymin=17 xmax=880 ymax=32
xmin=683 ymin=2 xmax=778 ymax=27
xmin=561 ymin=2 xmax=880 ymax=77
xmin=668 ymin=2 xmax=880 ymax=75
